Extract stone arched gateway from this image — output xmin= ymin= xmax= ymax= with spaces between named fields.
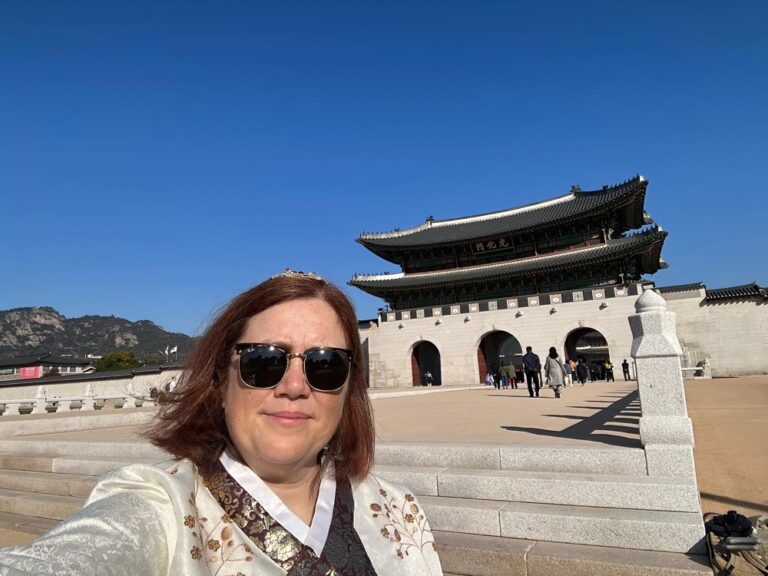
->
xmin=565 ymin=327 xmax=610 ymax=365
xmin=477 ymin=331 xmax=523 ymax=383
xmin=410 ymin=341 xmax=441 ymax=386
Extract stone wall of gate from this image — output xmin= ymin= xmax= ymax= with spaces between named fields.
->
xmin=663 ymin=288 xmax=768 ymax=377
xmin=363 ymin=290 xmax=640 ymax=387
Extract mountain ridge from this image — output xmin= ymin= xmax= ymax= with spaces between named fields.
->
xmin=0 ymin=306 xmax=195 ymax=362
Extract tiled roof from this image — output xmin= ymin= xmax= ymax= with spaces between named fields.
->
xmin=656 ymin=283 xmax=705 ymax=294
xmin=0 ymin=353 xmax=94 ymax=369
xmin=705 ymin=282 xmax=768 ymax=301
xmin=358 ymin=175 xmax=648 ymax=250
xmin=350 ymin=227 xmax=666 ymax=291
xmin=0 ymin=363 xmax=183 ymax=387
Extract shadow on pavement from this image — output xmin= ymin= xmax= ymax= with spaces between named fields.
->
xmin=501 ymin=389 xmax=642 ymax=448
xmin=700 ymin=492 xmax=768 ymax=514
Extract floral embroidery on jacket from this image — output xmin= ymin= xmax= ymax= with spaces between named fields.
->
xmin=181 ymin=467 xmax=254 ymax=572
xmin=369 ymin=479 xmax=436 ymax=562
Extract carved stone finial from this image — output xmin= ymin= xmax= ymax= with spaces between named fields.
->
xmin=635 ymin=288 xmax=667 ymax=313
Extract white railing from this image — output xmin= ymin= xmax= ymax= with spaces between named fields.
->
xmin=0 ymin=383 xmax=158 ymax=416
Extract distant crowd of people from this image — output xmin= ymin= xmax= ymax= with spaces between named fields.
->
xmin=483 ymin=348 xmax=633 ymax=399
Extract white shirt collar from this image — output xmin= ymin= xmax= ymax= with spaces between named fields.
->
xmin=218 ymin=451 xmax=336 ymax=557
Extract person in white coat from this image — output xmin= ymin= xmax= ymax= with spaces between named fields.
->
xmin=544 ymin=347 xmax=568 ymax=399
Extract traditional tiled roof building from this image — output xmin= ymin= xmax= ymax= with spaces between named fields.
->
xmin=0 ymin=353 xmax=94 ymax=382
xmin=350 ymin=176 xmax=767 ymax=386
xmin=352 ymin=175 xmax=667 ymax=310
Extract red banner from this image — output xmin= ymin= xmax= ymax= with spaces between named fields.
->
xmin=19 ymin=366 xmax=41 ymax=379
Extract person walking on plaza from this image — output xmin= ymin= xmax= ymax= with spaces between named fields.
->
xmin=508 ymin=365 xmax=518 ymax=389
xmin=605 ymin=360 xmax=615 ymax=382
xmin=523 ymin=346 xmax=542 ymax=398
xmin=622 ymin=359 xmax=631 ymax=381
xmin=563 ymin=360 xmax=573 ymax=387
xmin=544 ymin=347 xmax=567 ymax=398
xmin=515 ymin=364 xmax=524 ymax=387
xmin=576 ymin=358 xmax=589 ymax=386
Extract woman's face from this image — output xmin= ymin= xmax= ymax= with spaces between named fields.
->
xmin=223 ymin=298 xmax=349 ymax=482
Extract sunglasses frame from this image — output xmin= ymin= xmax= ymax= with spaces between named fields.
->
xmin=234 ymin=343 xmax=354 ymax=392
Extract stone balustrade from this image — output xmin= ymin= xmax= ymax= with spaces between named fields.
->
xmin=0 ymin=383 xmax=157 ymax=416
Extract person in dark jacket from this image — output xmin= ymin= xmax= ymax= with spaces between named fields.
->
xmin=576 ymin=358 xmax=589 ymax=386
xmin=522 ymin=346 xmax=542 ymax=398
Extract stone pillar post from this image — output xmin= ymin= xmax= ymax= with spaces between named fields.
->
xmin=32 ymin=386 xmax=47 ymax=414
xmin=629 ymin=288 xmax=697 ymax=477
xmin=124 ymin=382 xmax=137 ymax=408
xmin=82 ymin=384 xmax=95 ymax=411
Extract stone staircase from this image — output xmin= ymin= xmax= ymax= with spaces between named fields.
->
xmin=375 ymin=441 xmax=705 ymax=555
xmin=0 ymin=437 xmax=711 ymax=575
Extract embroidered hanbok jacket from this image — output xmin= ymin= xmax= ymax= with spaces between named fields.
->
xmin=0 ymin=459 xmax=443 ymax=576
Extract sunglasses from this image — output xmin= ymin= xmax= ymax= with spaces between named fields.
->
xmin=234 ymin=343 xmax=353 ymax=392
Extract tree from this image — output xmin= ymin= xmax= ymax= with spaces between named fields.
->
xmin=94 ymin=351 xmax=141 ymax=372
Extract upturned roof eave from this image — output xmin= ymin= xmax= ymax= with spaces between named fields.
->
xmin=357 ymin=176 xmax=647 ymax=251
xmin=358 ymin=184 xmax=648 ymax=259
xmin=350 ymin=229 xmax=667 ymax=294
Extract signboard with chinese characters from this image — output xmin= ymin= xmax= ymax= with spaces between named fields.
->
xmin=471 ymin=236 xmax=513 ymax=254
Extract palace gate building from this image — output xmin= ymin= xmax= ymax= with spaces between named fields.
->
xmin=350 ymin=176 xmax=768 ymax=386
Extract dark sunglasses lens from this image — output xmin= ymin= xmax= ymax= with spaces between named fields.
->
xmin=305 ymin=349 xmax=350 ymax=391
xmin=239 ymin=346 xmax=287 ymax=388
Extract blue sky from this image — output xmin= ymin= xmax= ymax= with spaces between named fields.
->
xmin=1 ymin=1 xmax=766 ymax=335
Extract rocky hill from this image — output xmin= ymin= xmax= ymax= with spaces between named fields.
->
xmin=0 ymin=307 xmax=195 ymax=362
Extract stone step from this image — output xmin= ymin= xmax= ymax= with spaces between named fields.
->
xmin=433 ymin=531 xmax=712 ymax=576
xmin=0 ymin=453 xmax=160 ymax=476
xmin=49 ymin=455 xmax=160 ymax=476
xmin=0 ymin=454 xmax=56 ymax=473
xmin=375 ymin=442 xmax=647 ymax=475
xmin=375 ymin=465 xmax=700 ymax=512
xmin=0 ymin=511 xmax=61 ymax=547
xmin=0 ymin=469 xmax=97 ymax=498
xmin=0 ymin=440 xmax=167 ymax=461
xmin=0 ymin=409 xmax=156 ymax=438
xmin=0 ymin=488 xmax=84 ymax=521
xmin=420 ymin=496 xmax=705 ymax=554
xmin=0 ymin=439 xmax=649 ymax=476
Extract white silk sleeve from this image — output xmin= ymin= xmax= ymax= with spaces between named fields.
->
xmin=0 ymin=491 xmax=171 ymax=576
xmin=0 ymin=460 xmax=280 ymax=576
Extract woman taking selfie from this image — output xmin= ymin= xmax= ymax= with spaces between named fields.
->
xmin=0 ymin=272 xmax=442 ymax=575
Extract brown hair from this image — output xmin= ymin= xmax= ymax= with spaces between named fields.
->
xmin=145 ymin=274 xmax=374 ymax=481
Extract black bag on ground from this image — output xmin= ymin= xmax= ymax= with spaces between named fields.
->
xmin=705 ymin=511 xmax=767 ymax=576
